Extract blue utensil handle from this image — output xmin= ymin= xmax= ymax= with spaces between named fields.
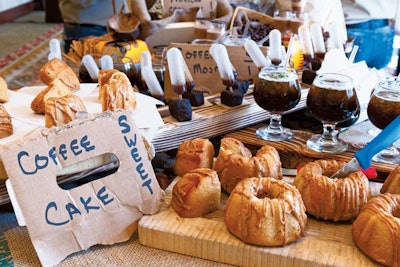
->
xmin=355 ymin=115 xmax=400 ymax=169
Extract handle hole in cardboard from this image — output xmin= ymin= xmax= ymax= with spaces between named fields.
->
xmin=56 ymin=153 xmax=120 ymax=190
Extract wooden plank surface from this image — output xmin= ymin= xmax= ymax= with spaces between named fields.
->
xmin=138 ymin=177 xmax=383 ymax=267
xmin=152 ymin=90 xmax=308 ymax=152
xmin=224 ymin=125 xmax=396 ymax=182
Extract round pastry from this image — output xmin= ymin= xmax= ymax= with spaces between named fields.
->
xmin=225 ymin=177 xmax=307 ymax=246
xmin=170 ymin=168 xmax=221 ymax=218
xmin=173 ymin=138 xmax=215 ymax=177
xmin=352 ymin=193 xmax=400 ymax=267
xmin=381 ymin=165 xmax=400 ymax=194
xmin=293 ymin=159 xmax=371 ymax=221
xmin=213 ymin=137 xmax=282 ymax=194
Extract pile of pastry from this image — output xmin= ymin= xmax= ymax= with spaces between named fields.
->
xmin=168 ymin=137 xmax=400 ymax=267
xmin=30 ymin=58 xmax=137 ymax=128
xmin=0 ymin=76 xmax=12 ymax=139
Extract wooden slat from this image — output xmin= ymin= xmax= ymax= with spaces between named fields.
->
xmin=138 ymin=177 xmax=383 ymax=267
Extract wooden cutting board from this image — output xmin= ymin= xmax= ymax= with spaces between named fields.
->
xmin=138 ymin=177 xmax=383 ymax=267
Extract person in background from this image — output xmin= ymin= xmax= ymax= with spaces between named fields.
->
xmin=58 ymin=0 xmax=125 ymax=53
xmin=341 ymin=0 xmax=398 ymax=70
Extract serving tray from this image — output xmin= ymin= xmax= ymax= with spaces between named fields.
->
xmin=138 ymin=176 xmax=383 ymax=267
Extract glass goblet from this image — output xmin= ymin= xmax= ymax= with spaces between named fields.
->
xmin=253 ymin=67 xmax=302 ymax=141
xmin=306 ymin=73 xmax=360 ymax=153
xmin=367 ymin=78 xmax=400 ymax=164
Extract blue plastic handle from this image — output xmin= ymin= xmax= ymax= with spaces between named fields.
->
xmin=355 ymin=115 xmax=400 ymax=169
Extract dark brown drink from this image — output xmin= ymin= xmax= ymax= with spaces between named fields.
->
xmin=172 ymin=84 xmax=186 ymax=95
xmin=254 ymin=69 xmax=301 ymax=112
xmin=307 ymin=75 xmax=359 ymax=123
xmin=367 ymin=90 xmax=400 ymax=130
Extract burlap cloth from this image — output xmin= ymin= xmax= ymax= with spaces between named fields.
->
xmin=4 ymin=226 xmax=234 ymax=266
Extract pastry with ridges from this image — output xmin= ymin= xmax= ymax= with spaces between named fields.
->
xmin=0 ymin=76 xmax=9 ymax=103
xmin=380 ymin=164 xmax=400 ymax=194
xmin=225 ymin=177 xmax=307 ymax=246
xmin=44 ymin=94 xmax=87 ymax=128
xmin=0 ymin=104 xmax=13 ymax=138
xmin=352 ymin=193 xmax=400 ymax=267
xmin=213 ymin=137 xmax=282 ymax=194
xmin=293 ymin=159 xmax=371 ymax=221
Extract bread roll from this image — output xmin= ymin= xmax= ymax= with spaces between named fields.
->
xmin=44 ymin=94 xmax=87 ymax=128
xmin=31 ymin=78 xmax=72 ymax=114
xmin=40 ymin=58 xmax=80 ymax=91
xmin=0 ymin=76 xmax=9 ymax=103
xmin=0 ymin=104 xmax=13 ymax=138
xmin=174 ymin=138 xmax=215 ymax=177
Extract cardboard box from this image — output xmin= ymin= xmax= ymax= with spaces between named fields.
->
xmin=2 ymin=111 xmax=164 ymax=267
xmin=163 ymin=42 xmax=268 ymax=98
xmin=145 ymin=22 xmax=195 ymax=50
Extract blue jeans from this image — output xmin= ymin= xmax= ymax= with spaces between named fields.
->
xmin=63 ymin=23 xmax=108 ymax=53
xmin=346 ymin=19 xmax=394 ymax=70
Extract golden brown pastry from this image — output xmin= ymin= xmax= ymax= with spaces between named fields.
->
xmin=173 ymin=138 xmax=215 ymax=177
xmin=98 ymin=69 xmax=120 ymax=99
xmin=170 ymin=168 xmax=221 ymax=218
xmin=0 ymin=104 xmax=13 ymax=138
xmin=0 ymin=76 xmax=9 ymax=103
xmin=225 ymin=177 xmax=307 ymax=246
xmin=31 ymin=78 xmax=72 ymax=114
xmin=293 ymin=159 xmax=371 ymax=222
xmin=380 ymin=165 xmax=400 ymax=194
xmin=39 ymin=58 xmax=80 ymax=91
xmin=352 ymin=193 xmax=400 ymax=267
xmin=213 ymin=137 xmax=282 ymax=194
xmin=44 ymin=94 xmax=87 ymax=128
xmin=99 ymin=70 xmax=137 ymax=112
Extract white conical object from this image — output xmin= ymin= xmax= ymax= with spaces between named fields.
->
xmin=209 ymin=43 xmax=235 ymax=81
xmin=244 ymin=39 xmax=268 ymax=69
xmin=48 ymin=39 xmax=62 ymax=60
xmin=298 ymin=24 xmax=314 ymax=58
xmin=142 ymin=66 xmax=164 ymax=97
xmin=82 ymin=55 xmax=100 ymax=81
xmin=100 ymin=55 xmax=114 ymax=69
xmin=310 ymin=23 xmax=326 ymax=54
xmin=269 ymin=29 xmax=282 ymax=62
xmin=166 ymin=47 xmax=186 ymax=86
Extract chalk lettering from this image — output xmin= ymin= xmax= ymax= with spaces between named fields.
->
xmin=17 ymin=135 xmax=95 ymax=175
xmin=45 ymin=186 xmax=114 ymax=226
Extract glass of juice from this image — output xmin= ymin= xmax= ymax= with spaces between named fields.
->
xmin=306 ymin=73 xmax=359 ymax=153
xmin=253 ymin=66 xmax=302 ymax=141
xmin=367 ymin=78 xmax=400 ymax=164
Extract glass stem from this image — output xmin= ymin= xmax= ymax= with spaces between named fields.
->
xmin=268 ymin=113 xmax=283 ymax=135
xmin=320 ymin=123 xmax=338 ymax=144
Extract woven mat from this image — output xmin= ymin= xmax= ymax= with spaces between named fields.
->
xmin=3 ymin=225 xmax=233 ymax=267
xmin=0 ymin=24 xmax=63 ymax=89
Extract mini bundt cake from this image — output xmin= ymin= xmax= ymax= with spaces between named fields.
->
xmin=381 ymin=165 xmax=400 ymax=194
xmin=173 ymin=138 xmax=215 ymax=177
xmin=293 ymin=159 xmax=371 ymax=221
xmin=352 ymin=193 xmax=400 ymax=267
xmin=225 ymin=177 xmax=307 ymax=246
xmin=170 ymin=168 xmax=221 ymax=218
xmin=213 ymin=137 xmax=282 ymax=194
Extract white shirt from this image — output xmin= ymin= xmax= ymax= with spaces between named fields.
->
xmin=341 ymin=0 xmax=398 ymax=24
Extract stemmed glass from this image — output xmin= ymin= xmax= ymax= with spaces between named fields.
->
xmin=306 ymin=73 xmax=360 ymax=153
xmin=253 ymin=66 xmax=302 ymax=141
xmin=366 ymin=78 xmax=400 ymax=164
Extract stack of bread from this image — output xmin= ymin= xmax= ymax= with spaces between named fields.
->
xmin=31 ymin=58 xmax=86 ymax=128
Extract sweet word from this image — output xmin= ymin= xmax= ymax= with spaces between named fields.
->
xmin=118 ymin=114 xmax=154 ymax=195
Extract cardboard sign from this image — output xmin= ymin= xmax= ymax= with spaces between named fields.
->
xmin=164 ymin=43 xmax=268 ymax=98
xmin=162 ymin=0 xmax=217 ymax=18
xmin=1 ymin=111 xmax=164 ymax=267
